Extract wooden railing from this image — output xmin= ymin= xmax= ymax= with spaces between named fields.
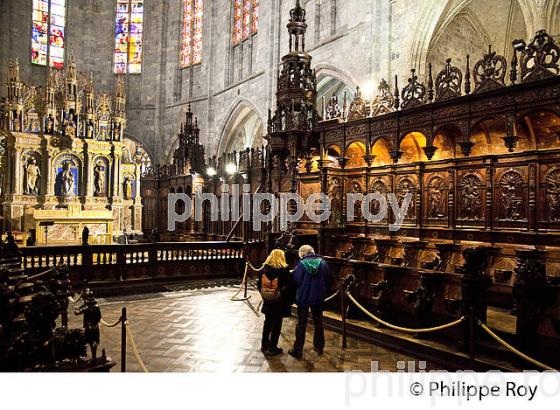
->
xmin=20 ymin=241 xmax=245 ymax=285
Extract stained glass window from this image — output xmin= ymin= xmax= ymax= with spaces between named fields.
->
xmin=181 ymin=0 xmax=204 ymax=68
xmin=232 ymin=0 xmax=259 ymax=46
xmin=114 ymin=0 xmax=144 ymax=74
xmin=232 ymin=0 xmax=243 ymax=45
xmin=32 ymin=0 xmax=66 ymax=69
xmin=252 ymin=0 xmax=259 ymax=34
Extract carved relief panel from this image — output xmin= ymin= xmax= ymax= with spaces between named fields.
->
xmin=494 ymin=168 xmax=528 ymax=225
xmin=395 ymin=175 xmax=417 ymax=224
xmin=538 ymin=166 xmax=560 ymax=227
xmin=368 ymin=176 xmax=389 ymax=224
xmin=327 ymin=175 xmax=343 ymax=226
xmin=299 ymin=180 xmax=321 ymax=223
xmin=346 ymin=176 xmax=365 ymax=223
xmin=424 ymin=173 xmax=449 ymax=225
xmin=456 ymin=170 xmax=485 ymax=225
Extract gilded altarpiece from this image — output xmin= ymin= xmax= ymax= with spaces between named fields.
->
xmin=0 ymin=59 xmax=143 ymax=244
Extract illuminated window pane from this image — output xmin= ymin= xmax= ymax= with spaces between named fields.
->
xmin=232 ymin=0 xmax=243 ymax=45
xmin=181 ymin=0 xmax=204 ymax=68
xmin=181 ymin=0 xmax=193 ymax=67
xmin=114 ymin=0 xmax=144 ymax=73
xmin=232 ymin=0 xmax=258 ymax=46
xmin=242 ymin=0 xmax=251 ymax=40
xmin=192 ymin=0 xmax=204 ymax=65
xmin=252 ymin=0 xmax=259 ymax=34
xmin=32 ymin=0 xmax=65 ymax=68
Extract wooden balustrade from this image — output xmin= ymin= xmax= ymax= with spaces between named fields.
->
xmin=324 ymin=243 xmax=560 ymax=366
xmin=19 ymin=241 xmax=245 ymax=285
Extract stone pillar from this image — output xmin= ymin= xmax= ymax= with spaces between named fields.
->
xmin=112 ymin=156 xmax=121 ymax=197
xmin=46 ymin=150 xmax=55 ymax=197
xmin=14 ymin=147 xmax=22 ymax=195
xmin=133 ymin=164 xmax=142 ymax=232
xmin=85 ymin=154 xmax=94 ymax=198
xmin=134 ymin=164 xmax=141 ymax=206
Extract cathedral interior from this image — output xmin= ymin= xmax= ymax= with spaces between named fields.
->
xmin=1 ymin=0 xmax=560 ymax=378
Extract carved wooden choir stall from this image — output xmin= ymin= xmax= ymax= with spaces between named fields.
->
xmin=265 ymin=4 xmax=560 ymax=367
xmin=139 ymin=2 xmax=560 ymax=368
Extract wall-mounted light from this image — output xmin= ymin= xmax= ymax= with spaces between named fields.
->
xmin=226 ymin=163 xmax=237 ymax=175
xmin=207 ymin=167 xmax=217 ymax=177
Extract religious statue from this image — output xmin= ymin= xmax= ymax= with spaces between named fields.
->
xmin=59 ymin=162 xmax=75 ymax=196
xmin=93 ymin=161 xmax=106 ymax=196
xmin=113 ymin=122 xmax=121 ymax=140
xmin=501 ymin=183 xmax=522 ymax=220
xmin=328 ymin=179 xmax=343 ymax=225
xmin=47 ymin=115 xmax=55 ymax=134
xmin=462 ymin=176 xmax=481 ymax=220
xmin=24 ymin=157 xmax=40 ymax=195
xmin=86 ymin=119 xmax=94 ymax=138
xmin=369 ymin=181 xmax=386 ymax=217
xmin=63 ymin=112 xmax=76 ymax=137
xmin=397 ymin=180 xmax=416 ymax=219
xmin=124 ymin=176 xmax=133 ymax=200
xmin=30 ymin=118 xmax=40 ymax=133
xmin=98 ymin=124 xmax=108 ymax=140
xmin=14 ymin=115 xmax=21 ymax=132
xmin=428 ymin=179 xmax=444 ymax=218
xmin=547 ymin=171 xmax=560 ymax=221
xmin=349 ymin=183 xmax=363 ymax=220
xmin=74 ymin=288 xmax=101 ymax=362
xmin=499 ymin=171 xmax=523 ymax=221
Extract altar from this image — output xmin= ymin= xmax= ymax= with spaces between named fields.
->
xmin=33 ymin=206 xmax=113 ymax=245
xmin=0 ymin=58 xmax=145 ymax=245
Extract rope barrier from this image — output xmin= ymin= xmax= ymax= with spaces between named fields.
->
xmin=101 ymin=317 xmax=123 ymax=328
xmin=479 ymin=321 xmax=558 ymax=371
xmin=230 ymin=262 xmax=251 ymax=301
xmin=28 ymin=267 xmax=56 ymax=280
xmin=247 ymin=261 xmax=266 ymax=272
xmin=324 ymin=289 xmax=339 ymax=303
xmin=347 ymin=292 xmax=465 ymax=334
xmin=125 ymin=321 xmax=149 ymax=373
xmin=68 ymin=290 xmax=84 ymax=304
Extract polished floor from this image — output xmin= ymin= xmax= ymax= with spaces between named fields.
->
xmin=70 ymin=286 xmax=441 ymax=372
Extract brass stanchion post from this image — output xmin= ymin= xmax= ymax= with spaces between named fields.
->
xmin=121 ymin=307 xmax=127 ymax=372
xmin=341 ymin=275 xmax=355 ymax=349
xmin=469 ymin=306 xmax=476 ymax=370
xmin=341 ymin=287 xmax=347 ymax=349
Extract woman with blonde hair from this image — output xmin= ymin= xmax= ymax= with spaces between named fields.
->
xmin=257 ymin=249 xmax=295 ymax=356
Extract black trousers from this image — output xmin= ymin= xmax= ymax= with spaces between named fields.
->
xmin=262 ymin=314 xmax=283 ymax=350
xmin=293 ymin=305 xmax=325 ymax=353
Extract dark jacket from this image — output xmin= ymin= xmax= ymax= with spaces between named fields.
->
xmin=257 ymin=265 xmax=295 ymax=317
xmin=292 ymin=254 xmax=333 ymax=308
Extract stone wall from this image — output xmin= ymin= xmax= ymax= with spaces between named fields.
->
xmin=1 ymin=0 xmax=558 ymax=164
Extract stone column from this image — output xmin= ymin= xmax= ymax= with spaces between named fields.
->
xmin=85 ymin=154 xmax=94 ymax=198
xmin=45 ymin=150 xmax=53 ymax=196
xmin=112 ymin=156 xmax=120 ymax=198
xmin=134 ymin=164 xmax=141 ymax=206
xmin=14 ymin=147 xmax=22 ymax=195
